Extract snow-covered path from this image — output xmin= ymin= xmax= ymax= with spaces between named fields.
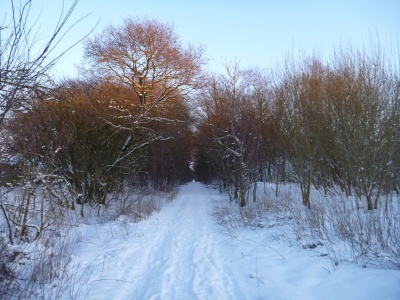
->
xmin=71 ymin=182 xmax=400 ymax=300
xmin=109 ymin=182 xmax=242 ymax=299
xmin=74 ymin=182 xmax=243 ymax=299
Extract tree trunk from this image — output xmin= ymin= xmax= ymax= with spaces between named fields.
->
xmin=21 ymin=189 xmax=32 ymax=238
xmin=347 ymin=179 xmax=352 ymax=196
xmin=253 ymin=176 xmax=257 ymax=203
xmin=275 ymin=164 xmax=280 ymax=197
xmin=0 ymin=204 xmax=14 ymax=245
xmin=366 ymin=194 xmax=374 ymax=210
xmin=303 ymin=166 xmax=312 ymax=209
xmin=240 ymin=188 xmax=247 ymax=207
xmin=302 ymin=189 xmax=311 ymax=209
xmin=239 ymin=172 xmax=247 ymax=207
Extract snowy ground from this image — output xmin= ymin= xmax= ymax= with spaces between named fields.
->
xmin=66 ymin=182 xmax=400 ymax=300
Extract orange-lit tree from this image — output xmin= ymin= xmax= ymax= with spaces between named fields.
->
xmin=195 ymin=64 xmax=276 ymax=206
xmin=83 ymin=17 xmax=205 ymax=109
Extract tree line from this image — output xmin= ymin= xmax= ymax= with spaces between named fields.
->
xmin=194 ymin=50 xmax=400 ymax=210
xmin=1 ymin=5 xmax=399 ymax=217
xmin=2 ymin=16 xmax=203 ymax=219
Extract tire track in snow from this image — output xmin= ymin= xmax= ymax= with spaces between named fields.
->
xmin=109 ymin=182 xmax=243 ymax=299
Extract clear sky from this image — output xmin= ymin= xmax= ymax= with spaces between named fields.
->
xmin=13 ymin=0 xmax=400 ymax=78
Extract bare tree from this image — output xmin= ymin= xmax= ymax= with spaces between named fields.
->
xmin=326 ymin=47 xmax=400 ymax=210
xmin=0 ymin=3 xmax=91 ymax=295
xmin=274 ymin=57 xmax=329 ymax=209
xmin=0 ymin=0 xmax=91 ymax=236
xmin=0 ymin=0 xmax=90 ymax=127
xmin=83 ymin=17 xmax=205 ymax=110
xmin=273 ymin=46 xmax=399 ymax=210
xmin=195 ymin=64 xmax=274 ymax=206
xmin=77 ymin=17 xmax=205 ymax=196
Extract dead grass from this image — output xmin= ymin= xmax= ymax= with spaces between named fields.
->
xmin=213 ymin=184 xmax=400 ymax=268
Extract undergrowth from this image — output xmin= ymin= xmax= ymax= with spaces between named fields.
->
xmin=213 ymin=183 xmax=400 ymax=269
xmin=0 ymin=176 xmax=179 ymax=299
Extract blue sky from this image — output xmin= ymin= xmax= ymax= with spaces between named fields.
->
xmin=17 ymin=0 xmax=400 ymax=77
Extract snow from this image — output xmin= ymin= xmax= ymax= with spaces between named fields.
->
xmin=66 ymin=182 xmax=400 ymax=299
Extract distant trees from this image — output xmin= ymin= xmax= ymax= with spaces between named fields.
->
xmin=324 ymin=49 xmax=400 ymax=209
xmin=2 ymin=5 xmax=398 ymax=214
xmin=7 ymin=78 xmax=193 ymax=211
xmin=80 ymin=17 xmax=204 ymax=192
xmin=8 ymin=81 xmax=137 ymax=208
xmin=275 ymin=58 xmax=334 ymax=208
xmin=272 ymin=48 xmax=400 ymax=210
xmin=194 ymin=64 xmax=277 ymax=206
xmin=144 ymin=96 xmax=194 ymax=190
xmin=195 ymin=45 xmax=399 ymax=210
xmin=274 ymin=58 xmax=330 ymax=209
xmin=5 ymin=17 xmax=202 ymax=211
